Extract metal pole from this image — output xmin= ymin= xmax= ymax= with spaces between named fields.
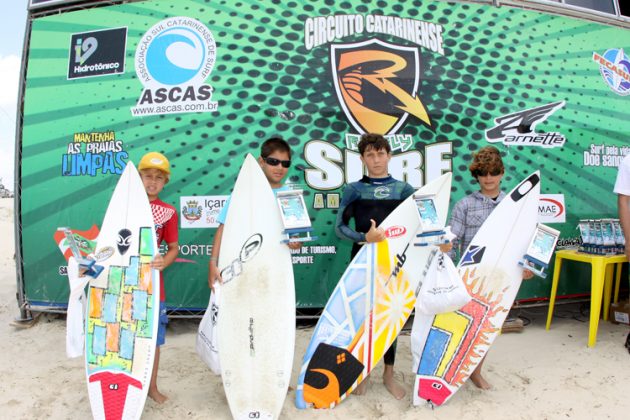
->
xmin=14 ymin=11 xmax=32 ymax=323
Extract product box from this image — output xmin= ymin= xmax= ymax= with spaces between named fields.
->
xmin=609 ymin=300 xmax=630 ymax=325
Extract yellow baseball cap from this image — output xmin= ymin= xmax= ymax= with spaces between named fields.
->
xmin=138 ymin=152 xmax=171 ymax=175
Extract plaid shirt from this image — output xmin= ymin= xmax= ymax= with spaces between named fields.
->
xmin=448 ymin=190 xmax=506 ymax=262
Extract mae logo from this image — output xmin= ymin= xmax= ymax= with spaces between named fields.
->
xmin=331 ymin=38 xmax=432 ymax=135
xmin=68 ymin=27 xmax=127 ymax=79
xmin=538 ymin=194 xmax=566 ymax=224
xmin=132 ymin=17 xmax=218 ymax=116
xmin=593 ymin=48 xmax=630 ymax=96
xmin=486 ymin=101 xmax=566 ymax=149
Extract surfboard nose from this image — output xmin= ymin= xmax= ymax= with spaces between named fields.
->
xmin=511 ymin=171 xmax=540 ymax=201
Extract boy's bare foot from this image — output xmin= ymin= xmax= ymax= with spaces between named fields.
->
xmin=470 ymin=371 xmax=492 ymax=390
xmin=148 ymin=388 xmax=168 ymax=404
xmin=383 ymin=367 xmax=405 ymax=400
xmin=354 ymin=377 xmax=370 ymax=396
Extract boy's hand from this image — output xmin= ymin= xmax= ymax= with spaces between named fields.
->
xmin=365 ymin=219 xmax=386 ymax=243
xmin=522 ymin=269 xmax=534 ymax=280
xmin=151 ymin=254 xmax=165 ymax=271
xmin=208 ymin=261 xmax=223 ymax=291
xmin=438 ymin=242 xmax=453 ymax=253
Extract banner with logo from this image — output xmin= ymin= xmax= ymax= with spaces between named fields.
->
xmin=19 ymin=0 xmax=630 ymax=310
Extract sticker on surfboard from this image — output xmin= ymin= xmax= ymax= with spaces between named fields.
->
xmin=411 ymin=172 xmax=540 ymax=407
xmin=84 ymin=162 xmax=160 ymax=420
xmin=217 ymin=154 xmax=295 ymax=419
xmin=296 ymin=172 xmax=452 ymax=409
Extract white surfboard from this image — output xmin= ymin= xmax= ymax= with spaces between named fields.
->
xmin=84 ymin=162 xmax=160 ymax=420
xmin=411 ymin=171 xmax=540 ymax=406
xmin=218 ymin=154 xmax=295 ymax=420
xmin=295 ymin=173 xmax=452 ymax=409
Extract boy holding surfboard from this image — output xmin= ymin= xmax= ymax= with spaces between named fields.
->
xmin=208 ymin=137 xmax=300 ymax=289
xmin=335 ymin=133 xmax=414 ymax=400
xmin=447 ymin=145 xmax=532 ymax=390
xmin=138 ymin=151 xmax=179 ymax=403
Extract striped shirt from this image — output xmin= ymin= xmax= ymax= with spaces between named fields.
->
xmin=448 ymin=190 xmax=506 ymax=263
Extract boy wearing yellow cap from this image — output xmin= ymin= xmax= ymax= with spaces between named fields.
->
xmin=138 ymin=151 xmax=179 ymax=403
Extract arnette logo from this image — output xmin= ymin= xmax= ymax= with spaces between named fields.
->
xmin=331 ymin=38 xmax=432 ymax=135
xmin=67 ymin=27 xmax=127 ymax=79
xmin=385 ymin=226 xmax=406 ymax=238
xmin=132 ymin=17 xmax=218 ymax=116
xmin=485 ymin=101 xmax=566 ymax=149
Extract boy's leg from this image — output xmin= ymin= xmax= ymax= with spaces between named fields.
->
xmin=469 ymin=355 xmax=491 ymax=390
xmin=148 ymin=302 xmax=168 ymax=403
xmin=382 ymin=340 xmax=405 ymax=399
xmin=354 ymin=374 xmax=370 ymax=396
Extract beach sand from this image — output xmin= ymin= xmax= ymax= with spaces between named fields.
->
xmin=1 ymin=197 xmax=628 ymax=419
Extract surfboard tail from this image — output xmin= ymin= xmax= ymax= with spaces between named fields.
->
xmin=302 ymin=343 xmax=364 ymax=409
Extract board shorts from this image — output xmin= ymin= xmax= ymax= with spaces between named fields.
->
xmin=157 ymin=301 xmax=168 ymax=346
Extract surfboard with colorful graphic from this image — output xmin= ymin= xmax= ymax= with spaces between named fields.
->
xmin=84 ymin=162 xmax=159 ymax=420
xmin=411 ymin=172 xmax=540 ymax=407
xmin=295 ymin=173 xmax=452 ymax=409
xmin=217 ymin=154 xmax=295 ymax=420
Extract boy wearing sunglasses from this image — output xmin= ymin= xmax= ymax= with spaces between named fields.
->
xmin=447 ymin=145 xmax=532 ymax=390
xmin=208 ymin=137 xmax=300 ymax=290
xmin=448 ymin=146 xmax=506 ymax=265
xmin=335 ymin=132 xmax=415 ymax=400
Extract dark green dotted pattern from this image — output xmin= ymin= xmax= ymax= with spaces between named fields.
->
xmin=20 ymin=0 xmax=630 ymax=307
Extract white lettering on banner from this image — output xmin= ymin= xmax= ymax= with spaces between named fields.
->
xmin=288 ymin=245 xmax=337 ymax=265
xmin=179 ymin=244 xmax=213 ymax=256
xmin=304 ymin=140 xmax=452 ymax=190
xmin=304 ymin=14 xmax=444 ymax=54
xmin=583 ymin=144 xmax=629 ymax=168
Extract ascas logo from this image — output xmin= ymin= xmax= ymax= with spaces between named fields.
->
xmin=331 ymin=38 xmax=432 ymax=135
xmin=68 ymin=27 xmax=127 ymax=79
xmin=385 ymin=225 xmax=406 ymax=238
xmin=132 ymin=17 xmax=218 ymax=116
xmin=538 ymin=194 xmax=565 ymax=223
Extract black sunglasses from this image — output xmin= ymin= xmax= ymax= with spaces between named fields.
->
xmin=263 ymin=157 xmax=291 ymax=168
xmin=474 ymin=169 xmax=502 ymax=177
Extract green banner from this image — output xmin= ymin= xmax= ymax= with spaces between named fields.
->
xmin=20 ymin=0 xmax=630 ymax=309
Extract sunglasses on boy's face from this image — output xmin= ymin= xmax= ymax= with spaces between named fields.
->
xmin=263 ymin=157 xmax=291 ymax=168
xmin=474 ymin=169 xmax=502 ymax=177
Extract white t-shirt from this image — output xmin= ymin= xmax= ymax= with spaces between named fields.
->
xmin=614 ymin=154 xmax=630 ymax=196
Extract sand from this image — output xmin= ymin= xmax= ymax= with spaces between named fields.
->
xmin=0 ymin=197 xmax=629 ymax=419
